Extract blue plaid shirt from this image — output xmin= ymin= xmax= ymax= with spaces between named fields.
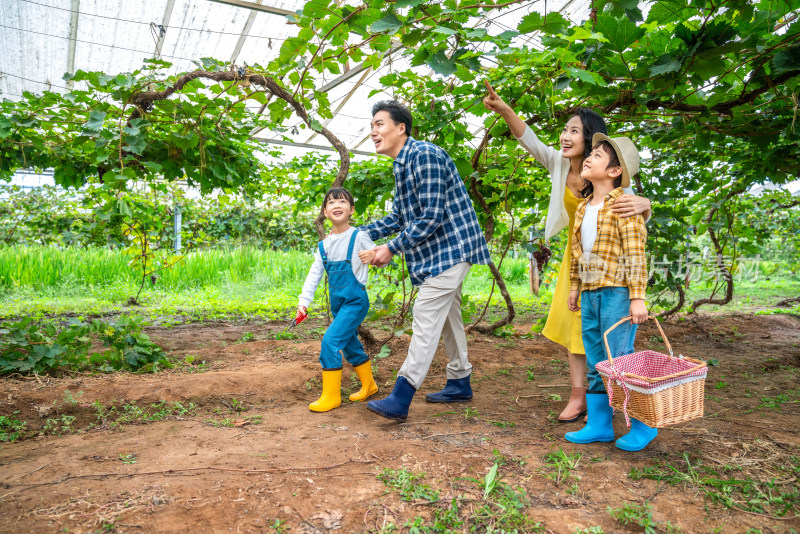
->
xmin=360 ymin=137 xmax=492 ymax=286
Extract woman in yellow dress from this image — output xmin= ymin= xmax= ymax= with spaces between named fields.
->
xmin=483 ymin=82 xmax=651 ymax=422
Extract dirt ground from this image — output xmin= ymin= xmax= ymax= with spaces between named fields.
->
xmin=1 ymin=313 xmax=799 ymax=533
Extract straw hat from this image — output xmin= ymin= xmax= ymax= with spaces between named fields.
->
xmin=591 ymin=133 xmax=640 ymax=188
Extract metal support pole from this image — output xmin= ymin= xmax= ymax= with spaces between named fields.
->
xmin=174 ymin=204 xmax=182 ymax=252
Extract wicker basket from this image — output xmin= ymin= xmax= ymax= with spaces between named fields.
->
xmin=595 ymin=316 xmax=707 ymax=428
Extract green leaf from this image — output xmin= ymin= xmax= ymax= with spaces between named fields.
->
xmin=117 ymin=198 xmax=133 ymax=217
xmin=454 ymin=157 xmax=473 ymax=179
xmin=53 ymin=166 xmax=84 ymax=189
xmin=646 ymin=0 xmax=691 ymax=24
xmin=279 ymin=37 xmax=306 ymax=62
xmin=564 ymin=26 xmax=594 ymax=42
xmin=124 ymin=135 xmax=147 ymax=155
xmin=594 ymin=14 xmax=646 ymax=52
xmin=112 ymin=73 xmax=135 ymax=88
xmin=250 ymin=91 xmax=269 ymax=105
xmin=517 ymin=11 xmax=569 ymax=34
xmin=84 ymin=110 xmax=107 ymax=132
xmin=0 ymin=117 xmax=12 ymax=139
xmin=394 ymin=0 xmax=426 ymax=7
xmin=611 ymin=0 xmax=639 ymax=9
xmin=466 ymin=28 xmax=488 ymax=39
xmin=371 ymin=14 xmax=403 ymax=34
xmin=170 ymin=131 xmax=199 ymax=150
xmin=400 ymin=28 xmax=424 ymax=47
xmin=432 ymin=26 xmax=458 ymax=36
xmin=123 ymin=348 xmax=141 ymax=366
xmin=484 ymin=463 xmax=499 ymax=499
xmin=566 ymin=67 xmax=598 ymax=85
xmin=649 ymin=54 xmax=682 ymax=76
xmin=302 ymin=0 xmax=329 ymax=18
xmin=773 ymin=45 xmax=800 ymax=75
xmin=142 ymin=161 xmax=163 ymax=173
xmin=689 ymin=58 xmax=726 ymax=79
xmin=123 ymin=118 xmax=147 ymax=136
xmin=426 ymin=51 xmax=457 ymax=76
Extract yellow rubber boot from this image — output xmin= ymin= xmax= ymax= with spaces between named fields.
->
xmin=309 ymin=370 xmax=342 ymax=412
xmin=349 ymin=361 xmax=378 ymax=402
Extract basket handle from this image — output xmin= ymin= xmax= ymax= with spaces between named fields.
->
xmin=602 ymin=315 xmax=707 ymax=383
xmin=604 ymin=315 xmax=672 ymax=361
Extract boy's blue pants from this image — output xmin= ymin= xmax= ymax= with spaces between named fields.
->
xmin=580 ymin=287 xmax=638 ymax=393
xmin=318 ymin=233 xmax=370 ymax=370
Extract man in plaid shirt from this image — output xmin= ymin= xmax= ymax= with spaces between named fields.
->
xmin=565 ymin=133 xmax=657 ymax=452
xmin=358 ymin=100 xmax=492 ymax=422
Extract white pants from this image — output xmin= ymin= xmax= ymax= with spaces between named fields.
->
xmin=399 ymin=262 xmax=472 ymax=389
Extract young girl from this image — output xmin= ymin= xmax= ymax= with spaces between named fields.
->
xmin=298 ymin=187 xmax=379 ymax=412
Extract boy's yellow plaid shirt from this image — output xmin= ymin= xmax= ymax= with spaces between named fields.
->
xmin=569 ymin=187 xmax=648 ymax=300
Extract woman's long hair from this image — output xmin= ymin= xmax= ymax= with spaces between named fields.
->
xmin=574 ymin=108 xmax=609 ymax=198
xmin=575 ymin=108 xmax=607 ymax=159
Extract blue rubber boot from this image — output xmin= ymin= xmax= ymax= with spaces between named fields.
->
xmin=366 ymin=376 xmax=416 ymax=422
xmin=425 ymin=375 xmax=473 ymax=403
xmin=615 ymin=418 xmax=658 ymax=452
xmin=565 ymin=392 xmax=615 ymax=444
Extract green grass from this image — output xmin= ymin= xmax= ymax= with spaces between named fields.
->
xmin=0 ymin=245 xmax=797 ymax=321
xmin=0 ymin=245 xmax=551 ymax=320
xmin=541 ymin=447 xmax=582 ymax=486
xmin=607 ymin=501 xmax=683 ymax=533
xmin=378 ymin=467 xmax=440 ymax=503
xmin=0 ymin=414 xmax=27 ymax=441
xmin=0 ymin=245 xmax=311 ymax=290
xmin=376 ymin=461 xmax=544 ymax=533
xmin=629 ymin=453 xmax=800 ymax=518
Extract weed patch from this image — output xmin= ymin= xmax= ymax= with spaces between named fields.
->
xmin=607 ymin=501 xmax=682 ymax=533
xmin=94 ymin=399 xmax=197 ymax=429
xmin=41 ymin=415 xmax=77 ymax=436
xmin=403 ymin=498 xmax=463 ymax=532
xmin=0 ymin=315 xmax=168 ymax=375
xmin=237 ymin=331 xmax=256 ymax=343
xmin=492 ymin=449 xmax=527 ymax=468
xmin=378 ymin=468 xmax=440 ymax=503
xmin=0 ymin=414 xmax=27 ymax=441
xmin=172 ymin=354 xmax=209 ymax=373
xmin=748 ymin=387 xmax=800 ymax=412
xmin=271 ymin=331 xmax=299 ymax=340
xmin=376 ymin=461 xmax=543 ymax=532
xmin=629 ymin=453 xmax=800 ymax=518
xmin=541 ymin=447 xmax=582 ymax=495
xmin=206 ymin=418 xmax=236 ymax=428
xmin=541 ymin=447 xmax=581 ymax=484
xmin=464 ymin=463 xmax=543 ymax=533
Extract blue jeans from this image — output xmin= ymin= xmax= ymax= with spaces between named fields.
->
xmin=318 ymin=232 xmax=370 ymax=370
xmin=581 ymin=287 xmax=638 ymax=393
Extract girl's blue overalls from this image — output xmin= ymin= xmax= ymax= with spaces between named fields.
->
xmin=318 ymin=231 xmax=370 ymax=370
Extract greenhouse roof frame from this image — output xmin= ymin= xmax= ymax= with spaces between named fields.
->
xmin=0 ymin=0 xmax=595 ymax=159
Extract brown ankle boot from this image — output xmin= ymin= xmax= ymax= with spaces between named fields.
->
xmin=558 ymin=386 xmax=587 ymax=423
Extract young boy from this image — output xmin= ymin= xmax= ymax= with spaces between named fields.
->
xmin=298 ymin=187 xmax=379 ymax=412
xmin=565 ymin=134 xmax=656 ymax=452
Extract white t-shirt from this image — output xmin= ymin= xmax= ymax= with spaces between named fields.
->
xmin=298 ymin=227 xmax=377 ymax=308
xmin=581 ymin=200 xmax=603 ymax=257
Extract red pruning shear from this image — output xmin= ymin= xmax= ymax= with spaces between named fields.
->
xmin=284 ymin=310 xmax=308 ymax=333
